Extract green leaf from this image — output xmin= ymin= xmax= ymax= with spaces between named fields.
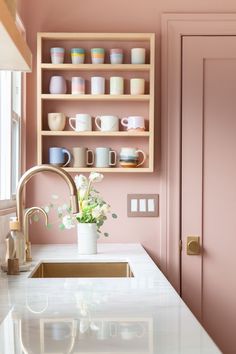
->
xmin=59 ymin=223 xmax=65 ymax=230
xmin=112 ymin=213 xmax=118 ymax=219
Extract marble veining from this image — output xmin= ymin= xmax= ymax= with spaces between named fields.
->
xmin=0 ymin=243 xmax=221 ymax=353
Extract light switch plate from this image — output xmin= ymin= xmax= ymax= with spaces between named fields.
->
xmin=127 ymin=194 xmax=159 ymax=217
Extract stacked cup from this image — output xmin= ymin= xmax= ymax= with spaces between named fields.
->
xmin=50 ymin=47 xmax=65 ymax=64
xmin=91 ymin=48 xmax=105 ymax=64
xmin=110 ymin=48 xmax=123 ymax=64
xmin=71 ymin=48 xmax=85 ymax=64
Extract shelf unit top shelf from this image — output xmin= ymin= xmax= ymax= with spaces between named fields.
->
xmin=41 ymin=63 xmax=151 ymax=71
xmin=38 ymin=32 xmax=155 ymax=41
xmin=41 ymin=94 xmax=150 ymax=101
xmin=41 ymin=131 xmax=150 ymax=137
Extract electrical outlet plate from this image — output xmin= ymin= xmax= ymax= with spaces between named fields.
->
xmin=127 ymin=194 xmax=159 ymax=217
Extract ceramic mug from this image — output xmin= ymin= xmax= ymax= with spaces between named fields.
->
xmin=130 ymin=78 xmax=145 ymax=95
xmin=119 ymin=147 xmax=146 ymax=168
xmin=91 ymin=76 xmax=105 ymax=95
xmin=121 ymin=116 xmax=145 ymax=131
xmin=49 ymin=76 xmax=67 ymax=94
xmin=72 ymin=147 xmax=94 ymax=167
xmin=48 ymin=113 xmax=66 ymax=131
xmin=91 ymin=48 xmax=105 ymax=64
xmin=95 ymin=115 xmax=119 ymax=132
xmin=71 ymin=48 xmax=85 ymax=64
xmin=71 ymin=77 xmax=85 ymax=94
xmin=95 ymin=147 xmax=117 ymax=168
xmin=69 ymin=114 xmax=92 ymax=132
xmin=50 ymin=47 xmax=65 ymax=64
xmin=131 ymin=48 xmax=146 ymax=64
xmin=119 ymin=322 xmax=145 ymax=340
xmin=110 ymin=76 xmax=124 ymax=95
xmin=110 ymin=48 xmax=123 ymax=64
xmin=49 ymin=147 xmax=71 ymax=167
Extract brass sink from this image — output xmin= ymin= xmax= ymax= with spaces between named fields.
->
xmin=29 ymin=262 xmax=134 ymax=278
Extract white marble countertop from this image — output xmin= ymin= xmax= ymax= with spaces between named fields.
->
xmin=0 ymin=243 xmax=221 ymax=354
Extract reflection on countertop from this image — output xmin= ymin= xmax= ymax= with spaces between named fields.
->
xmin=0 ymin=243 xmax=221 ymax=354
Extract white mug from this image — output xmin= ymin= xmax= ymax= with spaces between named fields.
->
xmin=69 ymin=114 xmax=92 ymax=132
xmin=91 ymin=76 xmax=105 ymax=95
xmin=110 ymin=77 xmax=124 ymax=95
xmin=71 ymin=77 xmax=85 ymax=94
xmin=121 ymin=116 xmax=145 ymax=131
xmin=95 ymin=147 xmax=117 ymax=168
xmin=131 ymin=48 xmax=146 ymax=64
xmin=95 ymin=115 xmax=119 ymax=132
xmin=130 ymin=78 xmax=145 ymax=95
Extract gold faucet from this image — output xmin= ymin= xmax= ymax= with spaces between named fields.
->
xmin=12 ymin=164 xmax=79 ymax=233
xmin=24 ymin=207 xmax=48 ymax=261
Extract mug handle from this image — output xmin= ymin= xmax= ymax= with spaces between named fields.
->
xmin=95 ymin=116 xmax=102 ymax=130
xmin=69 ymin=118 xmax=76 ymax=131
xmin=62 ymin=148 xmax=71 ymax=167
xmin=136 ymin=149 xmax=146 ymax=167
xmin=86 ymin=149 xmax=94 ymax=166
xmin=109 ymin=150 xmax=117 ymax=166
xmin=121 ymin=117 xmax=129 ymax=127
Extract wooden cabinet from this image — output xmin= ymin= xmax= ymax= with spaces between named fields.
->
xmin=37 ymin=32 xmax=155 ymax=172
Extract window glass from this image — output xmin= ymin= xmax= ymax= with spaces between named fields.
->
xmin=0 ymin=71 xmax=22 ymax=205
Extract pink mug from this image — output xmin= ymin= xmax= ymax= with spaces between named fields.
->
xmin=121 ymin=116 xmax=145 ymax=131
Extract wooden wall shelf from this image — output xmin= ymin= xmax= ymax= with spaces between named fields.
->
xmin=37 ymin=32 xmax=155 ymax=173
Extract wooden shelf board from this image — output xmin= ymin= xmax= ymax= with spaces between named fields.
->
xmin=41 ymin=63 xmax=151 ymax=71
xmin=63 ymin=167 xmax=152 ymax=173
xmin=38 ymin=32 xmax=154 ymax=41
xmin=41 ymin=131 xmax=150 ymax=137
xmin=41 ymin=94 xmax=150 ymax=101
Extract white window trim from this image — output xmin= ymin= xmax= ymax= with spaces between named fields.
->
xmin=0 ymin=15 xmax=25 ymax=214
xmin=0 ymin=71 xmax=23 ymax=212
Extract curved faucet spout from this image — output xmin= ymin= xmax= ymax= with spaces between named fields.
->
xmin=15 ymin=164 xmax=79 ymax=231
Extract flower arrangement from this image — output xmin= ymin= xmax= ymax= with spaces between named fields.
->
xmin=44 ymin=172 xmax=117 ymax=237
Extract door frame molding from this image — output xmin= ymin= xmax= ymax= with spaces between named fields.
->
xmin=161 ymin=13 xmax=236 ymax=292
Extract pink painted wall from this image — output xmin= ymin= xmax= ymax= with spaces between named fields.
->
xmin=17 ymin=0 xmax=236 ymax=267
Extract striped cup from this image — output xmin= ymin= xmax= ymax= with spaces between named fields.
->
xmin=50 ymin=47 xmax=65 ymax=64
xmin=71 ymin=48 xmax=85 ymax=64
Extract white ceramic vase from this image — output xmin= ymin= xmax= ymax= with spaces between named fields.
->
xmin=77 ymin=223 xmax=98 ymax=255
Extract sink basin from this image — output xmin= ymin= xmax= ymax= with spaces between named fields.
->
xmin=29 ymin=262 xmax=134 ymax=278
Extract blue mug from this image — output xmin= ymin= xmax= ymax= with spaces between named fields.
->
xmin=49 ymin=147 xmax=71 ymax=167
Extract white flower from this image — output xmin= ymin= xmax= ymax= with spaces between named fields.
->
xmin=78 ymin=188 xmax=87 ymax=200
xmin=92 ymin=205 xmax=102 ymax=218
xmin=62 ymin=215 xmax=75 ymax=229
xmin=89 ymin=172 xmax=103 ymax=183
xmin=75 ymin=174 xmax=88 ymax=189
xmin=44 ymin=206 xmax=50 ymax=213
xmin=101 ymin=203 xmax=110 ymax=214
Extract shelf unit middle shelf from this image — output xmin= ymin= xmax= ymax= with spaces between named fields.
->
xmin=41 ymin=131 xmax=150 ymax=137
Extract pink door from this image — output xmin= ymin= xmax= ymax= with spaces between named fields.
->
xmin=182 ymin=36 xmax=236 ymax=354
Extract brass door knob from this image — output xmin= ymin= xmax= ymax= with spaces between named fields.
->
xmin=187 ymin=236 xmax=200 ymax=255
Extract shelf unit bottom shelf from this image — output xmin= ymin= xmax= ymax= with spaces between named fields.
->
xmin=62 ymin=167 xmax=152 ymax=173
